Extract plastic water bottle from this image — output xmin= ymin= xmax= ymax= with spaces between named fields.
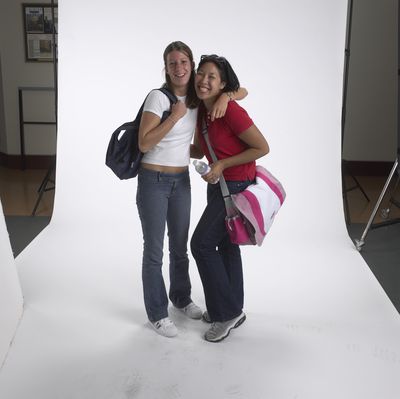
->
xmin=193 ymin=159 xmax=211 ymax=175
xmin=192 ymin=160 xmax=219 ymax=183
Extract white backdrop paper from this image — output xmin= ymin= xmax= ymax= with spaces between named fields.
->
xmin=1 ymin=1 xmax=400 ymax=398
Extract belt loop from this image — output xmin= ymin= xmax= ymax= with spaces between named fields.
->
xmin=157 ymin=171 xmax=161 ymax=181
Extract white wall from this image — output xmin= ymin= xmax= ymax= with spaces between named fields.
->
xmin=0 ymin=200 xmax=23 ymax=367
xmin=343 ymin=0 xmax=398 ymax=162
xmin=0 ymin=0 xmax=56 ymax=156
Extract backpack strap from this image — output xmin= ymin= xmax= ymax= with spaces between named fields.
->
xmin=157 ymin=87 xmax=178 ymax=105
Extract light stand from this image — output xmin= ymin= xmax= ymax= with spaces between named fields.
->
xmin=32 ymin=0 xmax=57 ymax=216
xmin=342 ymin=0 xmax=370 ymax=225
xmin=354 ymin=0 xmax=400 ymax=251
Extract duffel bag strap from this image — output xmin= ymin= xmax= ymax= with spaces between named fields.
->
xmin=201 ymin=119 xmax=237 ymax=217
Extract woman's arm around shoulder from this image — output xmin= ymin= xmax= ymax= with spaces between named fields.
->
xmin=209 ymin=87 xmax=248 ymax=121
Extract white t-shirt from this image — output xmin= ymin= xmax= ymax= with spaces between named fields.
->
xmin=141 ymin=89 xmax=197 ymax=167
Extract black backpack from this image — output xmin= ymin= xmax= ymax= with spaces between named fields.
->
xmin=105 ymin=88 xmax=177 ymax=179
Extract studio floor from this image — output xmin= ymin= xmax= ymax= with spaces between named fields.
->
xmin=1 ymin=165 xmax=400 ymax=399
xmin=1 ymin=165 xmax=400 ymax=314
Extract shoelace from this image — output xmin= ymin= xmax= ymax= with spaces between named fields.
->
xmin=155 ymin=318 xmax=173 ymax=329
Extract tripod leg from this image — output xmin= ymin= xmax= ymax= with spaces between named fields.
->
xmin=31 ymin=184 xmax=48 ymax=216
xmin=355 ymin=159 xmax=398 ymax=251
xmin=350 ymin=175 xmax=370 ymax=202
xmin=36 ymin=165 xmax=54 ymax=194
xmin=31 ymin=161 xmax=55 ymax=216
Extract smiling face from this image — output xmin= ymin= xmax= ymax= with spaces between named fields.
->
xmin=165 ymin=50 xmax=193 ymax=95
xmin=195 ymin=62 xmax=226 ymax=108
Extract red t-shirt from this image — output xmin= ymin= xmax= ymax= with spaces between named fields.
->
xmin=197 ymin=101 xmax=256 ymax=181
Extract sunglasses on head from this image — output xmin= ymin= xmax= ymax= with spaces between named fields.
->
xmin=200 ymin=54 xmax=227 ymax=64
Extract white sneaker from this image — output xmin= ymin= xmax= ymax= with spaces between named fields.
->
xmin=178 ymin=302 xmax=203 ymax=320
xmin=150 ymin=317 xmax=178 ymax=337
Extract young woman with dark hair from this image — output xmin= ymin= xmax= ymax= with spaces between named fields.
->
xmin=190 ymin=54 xmax=269 ymax=342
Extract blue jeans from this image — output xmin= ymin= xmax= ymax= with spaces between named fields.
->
xmin=136 ymin=168 xmax=192 ymax=322
xmin=190 ymin=180 xmax=253 ymax=322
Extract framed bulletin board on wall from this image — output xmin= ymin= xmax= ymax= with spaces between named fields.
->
xmin=22 ymin=3 xmax=58 ymax=62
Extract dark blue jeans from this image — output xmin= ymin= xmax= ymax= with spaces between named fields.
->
xmin=136 ymin=168 xmax=192 ymax=322
xmin=191 ymin=180 xmax=253 ymax=322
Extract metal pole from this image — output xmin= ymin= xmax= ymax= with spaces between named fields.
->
xmin=355 ymin=159 xmax=399 ymax=251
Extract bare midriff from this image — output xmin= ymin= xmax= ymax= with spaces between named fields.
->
xmin=141 ymin=163 xmax=188 ymax=174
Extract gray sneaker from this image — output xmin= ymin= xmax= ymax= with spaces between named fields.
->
xmin=204 ymin=312 xmax=246 ymax=342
